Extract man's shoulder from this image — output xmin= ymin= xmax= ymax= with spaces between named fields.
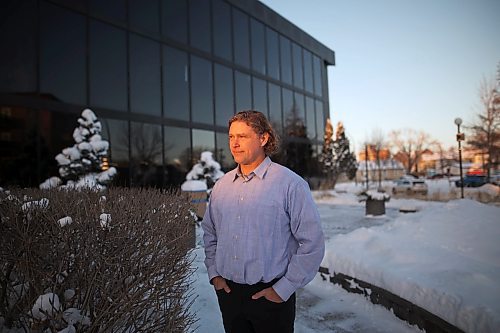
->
xmin=268 ymin=162 xmax=307 ymax=186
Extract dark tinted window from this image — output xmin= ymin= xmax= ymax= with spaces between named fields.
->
xmin=315 ymin=100 xmax=324 ymax=141
xmin=190 ymin=56 xmax=213 ymax=125
xmin=235 ymin=71 xmax=251 ymax=112
xmin=313 ymin=55 xmax=323 ymax=96
xmin=252 ymin=77 xmax=267 ymax=116
xmin=192 ymin=129 xmax=215 ymax=161
xmin=0 ymin=0 xmax=36 ymax=93
xmin=250 ymin=19 xmax=266 ymax=75
xmin=294 ymin=92 xmax=305 ymax=122
xmin=90 ymin=20 xmax=127 ymax=111
xmin=40 ymin=3 xmax=86 ymax=105
xmin=101 ymin=118 xmax=129 ymax=186
xmin=282 ymin=88 xmax=293 ymax=122
xmin=266 ymin=27 xmax=279 ymax=80
xmin=214 ymin=64 xmax=234 ymax=126
xmin=292 ymin=43 xmax=303 ymax=89
xmin=0 ymin=107 xmax=40 ymax=187
xmin=129 ymin=0 xmax=159 ymax=34
xmin=130 ymin=122 xmax=163 ymax=187
xmin=279 ymin=35 xmax=292 ymax=85
xmin=129 ymin=34 xmax=161 ymax=116
xmin=216 ymin=131 xmax=235 ymax=171
xmin=189 ymin=0 xmax=211 ymax=53
xmin=306 ymin=97 xmax=316 ymax=139
xmin=162 ymin=0 xmax=188 ymax=43
xmin=233 ymin=9 xmax=250 ymax=68
xmin=164 ymin=126 xmax=191 ymax=186
xmin=268 ymin=83 xmax=282 ymax=133
xmin=303 ymin=50 xmax=314 ymax=93
xmin=213 ymin=0 xmax=232 ymax=61
xmin=89 ymin=0 xmax=126 ymax=23
xmin=163 ymin=46 xmax=189 ymax=121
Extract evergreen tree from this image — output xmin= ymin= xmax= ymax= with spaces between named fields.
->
xmin=40 ymin=109 xmax=116 ymax=190
xmin=321 ymin=120 xmax=358 ymax=188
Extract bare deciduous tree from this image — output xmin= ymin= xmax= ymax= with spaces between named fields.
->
xmin=390 ymin=129 xmax=431 ymax=175
xmin=465 ymin=75 xmax=500 ymax=179
xmin=366 ymin=128 xmax=387 ymax=187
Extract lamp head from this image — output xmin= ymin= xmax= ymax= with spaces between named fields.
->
xmin=454 ymin=118 xmax=462 ymax=126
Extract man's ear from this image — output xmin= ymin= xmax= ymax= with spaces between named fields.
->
xmin=260 ymin=132 xmax=270 ymax=147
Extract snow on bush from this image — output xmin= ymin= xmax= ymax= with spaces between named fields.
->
xmin=0 ymin=188 xmax=196 ymax=332
xmin=181 ymin=151 xmax=224 ymax=192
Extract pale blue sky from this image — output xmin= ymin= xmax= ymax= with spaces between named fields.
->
xmin=260 ymin=0 xmax=500 ymax=150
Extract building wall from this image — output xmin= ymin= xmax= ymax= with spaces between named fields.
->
xmin=0 ymin=0 xmax=335 ymax=188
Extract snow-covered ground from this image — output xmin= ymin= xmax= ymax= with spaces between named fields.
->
xmin=192 ymin=180 xmax=500 ymax=333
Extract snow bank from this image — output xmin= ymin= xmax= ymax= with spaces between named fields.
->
xmin=324 ymin=199 xmax=500 ymax=333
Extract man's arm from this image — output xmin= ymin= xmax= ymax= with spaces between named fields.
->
xmin=201 ymin=192 xmax=221 ymax=283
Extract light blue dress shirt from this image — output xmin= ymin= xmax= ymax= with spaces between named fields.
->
xmin=202 ymin=156 xmax=325 ymax=301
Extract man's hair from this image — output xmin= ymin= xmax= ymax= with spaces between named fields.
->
xmin=229 ymin=110 xmax=280 ymax=156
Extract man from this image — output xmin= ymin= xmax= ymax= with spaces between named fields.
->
xmin=202 ymin=110 xmax=325 ymax=333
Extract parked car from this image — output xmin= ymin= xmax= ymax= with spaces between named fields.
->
xmin=392 ymin=178 xmax=428 ymax=194
xmin=455 ymin=175 xmax=487 ymax=188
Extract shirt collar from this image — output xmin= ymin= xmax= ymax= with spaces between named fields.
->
xmin=233 ymin=156 xmax=272 ymax=182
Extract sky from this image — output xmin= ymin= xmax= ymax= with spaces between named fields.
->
xmin=259 ymin=0 xmax=500 ymax=151
xmin=192 ymin=181 xmax=500 ymax=333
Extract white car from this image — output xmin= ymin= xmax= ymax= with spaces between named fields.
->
xmin=392 ymin=178 xmax=428 ymax=194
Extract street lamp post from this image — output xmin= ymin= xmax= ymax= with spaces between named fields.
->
xmin=454 ymin=118 xmax=465 ymax=199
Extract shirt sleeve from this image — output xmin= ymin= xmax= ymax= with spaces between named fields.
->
xmin=201 ymin=184 xmax=220 ymax=283
xmin=273 ymin=179 xmax=325 ymax=301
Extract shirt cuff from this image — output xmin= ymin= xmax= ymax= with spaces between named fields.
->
xmin=272 ymin=277 xmax=296 ymax=302
xmin=207 ymin=265 xmax=219 ymax=284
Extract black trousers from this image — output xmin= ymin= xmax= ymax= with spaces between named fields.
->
xmin=215 ymin=279 xmax=296 ymax=333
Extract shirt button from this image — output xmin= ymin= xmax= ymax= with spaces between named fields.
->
xmin=237 ymin=215 xmax=240 ymax=220
xmin=240 ymin=197 xmax=243 ymax=201
xmin=233 ymin=255 xmax=238 ymax=260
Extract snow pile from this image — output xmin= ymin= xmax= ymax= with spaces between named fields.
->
xmin=181 ymin=151 xmax=224 ymax=192
xmin=40 ymin=108 xmax=117 ymax=191
xmin=324 ymin=199 xmax=500 ymax=333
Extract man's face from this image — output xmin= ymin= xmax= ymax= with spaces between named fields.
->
xmin=229 ymin=121 xmax=268 ymax=169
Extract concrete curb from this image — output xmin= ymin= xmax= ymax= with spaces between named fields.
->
xmin=319 ymin=267 xmax=464 ymax=333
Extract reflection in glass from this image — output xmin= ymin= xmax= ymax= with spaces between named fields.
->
xmin=252 ymin=77 xmax=267 ymax=116
xmin=129 ymin=0 xmax=159 ymax=33
xmin=294 ymin=92 xmax=305 ymax=123
xmin=306 ymin=96 xmax=316 ymax=139
xmin=213 ymin=0 xmax=232 ymax=61
xmin=235 ymin=71 xmax=251 ymax=112
xmin=129 ymin=34 xmax=161 ymax=116
xmin=162 ymin=0 xmax=188 ymax=43
xmin=216 ymin=131 xmax=235 ymax=171
xmin=266 ymin=27 xmax=280 ymax=81
xmin=292 ymin=43 xmax=304 ymax=89
xmin=101 ymin=118 xmax=129 ymax=186
xmin=0 ymin=107 xmax=42 ymax=187
xmin=313 ymin=55 xmax=323 ymax=97
xmin=90 ymin=20 xmax=127 ymax=111
xmin=164 ymin=126 xmax=190 ymax=186
xmin=279 ymin=35 xmax=292 ymax=85
xmin=189 ymin=0 xmax=211 ymax=53
xmin=233 ymin=9 xmax=250 ymax=68
xmin=130 ymin=122 xmax=163 ymax=187
xmin=282 ymin=88 xmax=293 ymax=123
xmin=250 ymin=19 xmax=266 ymax=75
xmin=192 ymin=129 xmax=215 ymax=165
xmin=0 ymin=0 xmax=36 ymax=93
xmin=90 ymin=0 xmax=126 ymax=23
xmin=214 ymin=64 xmax=234 ymax=126
xmin=315 ymin=100 xmax=325 ymax=142
xmin=191 ymin=56 xmax=213 ymax=125
xmin=164 ymin=46 xmax=189 ymax=121
xmin=268 ymin=83 xmax=282 ymax=134
xmin=303 ymin=50 xmax=314 ymax=93
xmin=40 ymin=3 xmax=86 ymax=104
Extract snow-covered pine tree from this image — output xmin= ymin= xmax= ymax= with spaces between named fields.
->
xmin=321 ymin=120 xmax=358 ymax=188
xmin=40 ymin=109 xmax=117 ymax=190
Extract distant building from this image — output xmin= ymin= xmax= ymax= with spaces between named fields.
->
xmin=0 ymin=0 xmax=335 ymax=188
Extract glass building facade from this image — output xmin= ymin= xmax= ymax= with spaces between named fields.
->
xmin=0 ymin=0 xmax=335 ymax=189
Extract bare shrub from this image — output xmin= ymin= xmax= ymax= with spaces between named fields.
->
xmin=0 ymin=187 xmax=196 ymax=332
